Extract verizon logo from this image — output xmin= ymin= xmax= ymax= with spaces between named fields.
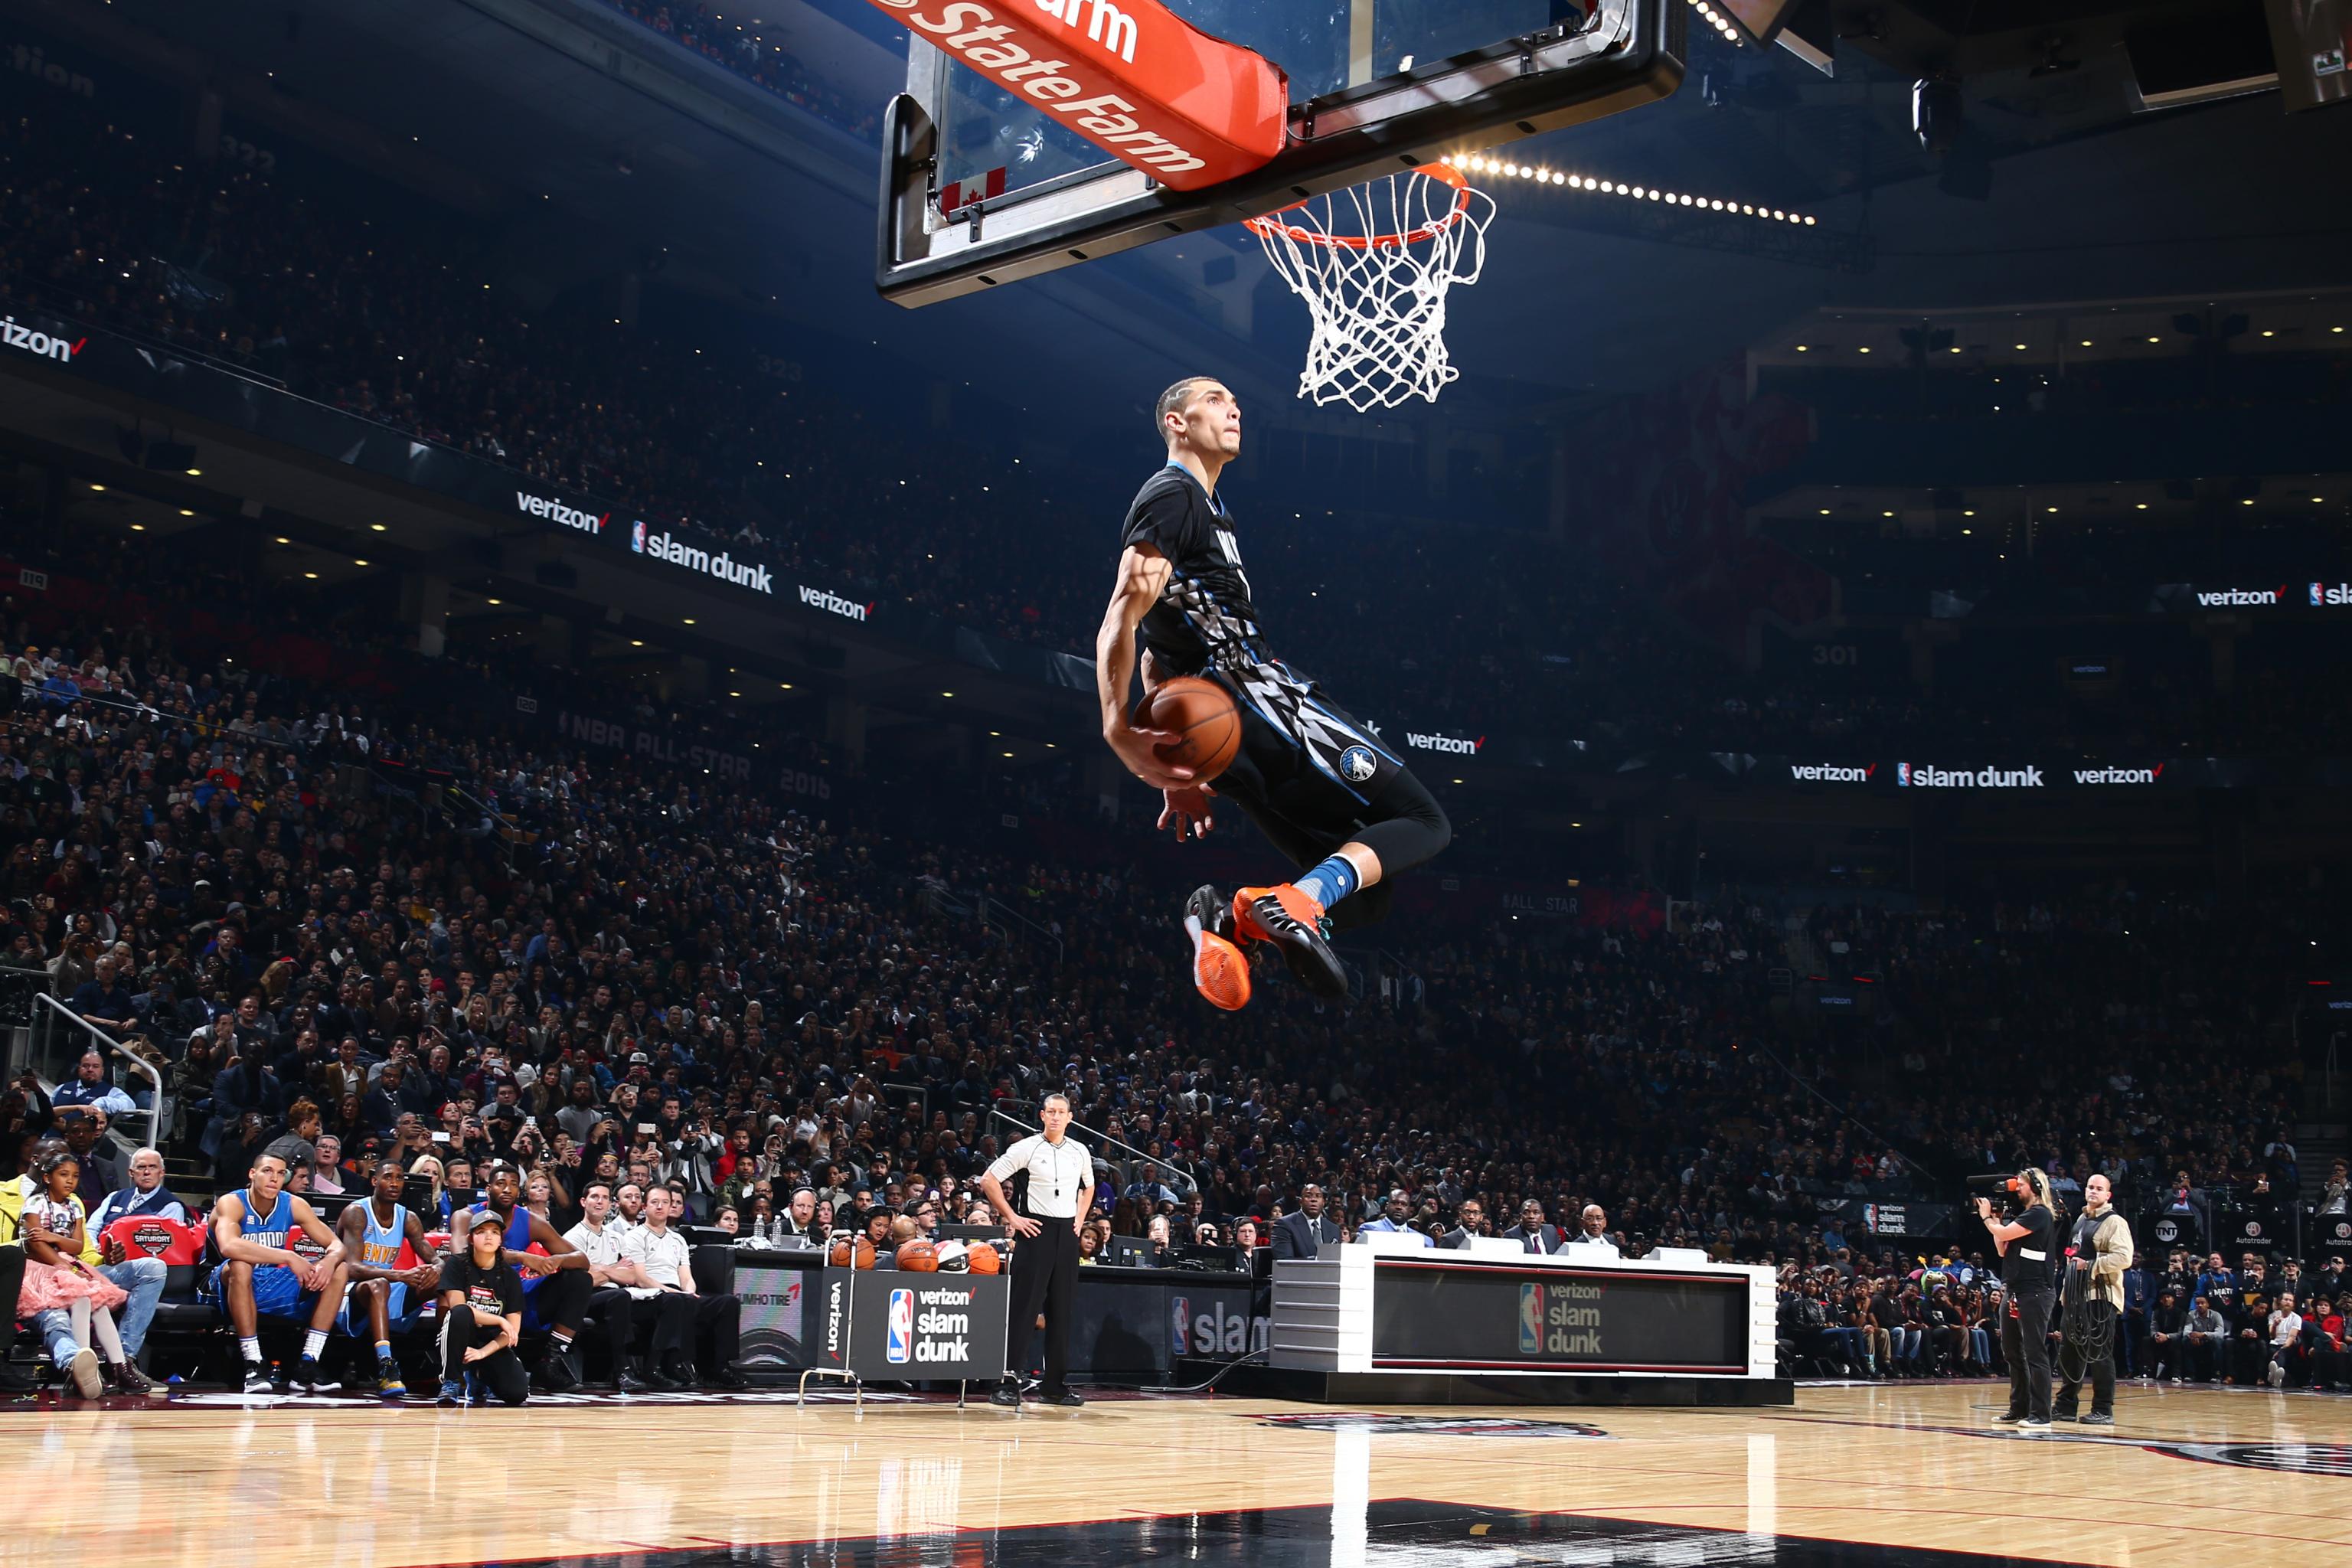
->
xmin=873 ymin=0 xmax=1208 ymax=176
xmin=2 ymin=317 xmax=83 ymax=364
xmin=2194 ymin=586 xmax=2286 ymax=606
xmin=799 ymin=586 xmax=874 ymax=622
xmin=514 ymin=490 xmax=606 ymax=534
xmin=2073 ymin=765 xmax=2164 ymax=785
xmin=1896 ymin=763 xmax=2043 ymax=789
xmin=1788 ymin=763 xmax=1875 ymax=783
xmin=1406 ymin=732 xmax=1483 ymax=756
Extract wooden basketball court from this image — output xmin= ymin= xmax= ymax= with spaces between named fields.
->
xmin=5 ymin=1381 xmax=2347 ymax=1566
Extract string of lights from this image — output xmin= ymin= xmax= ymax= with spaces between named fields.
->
xmin=1685 ymin=0 xmax=1748 ymax=47
xmin=1442 ymin=153 xmax=1817 ymax=226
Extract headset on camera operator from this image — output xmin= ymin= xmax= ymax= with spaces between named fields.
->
xmin=2053 ymin=1172 xmax=2132 ymax=1425
xmin=1976 ymin=1167 xmax=2063 ymax=1429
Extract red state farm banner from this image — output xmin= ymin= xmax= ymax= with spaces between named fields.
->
xmin=867 ymin=0 xmax=1288 ymax=191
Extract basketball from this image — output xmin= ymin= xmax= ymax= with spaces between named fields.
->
xmin=830 ymin=1234 xmax=877 ymax=1269
xmin=1147 ymin=676 xmax=1241 ymax=780
xmin=965 ymin=1241 xmax=1001 ymax=1275
xmin=896 ymin=1239 xmax=939 ymax=1272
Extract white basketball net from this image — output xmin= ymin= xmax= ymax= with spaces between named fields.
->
xmin=1245 ymin=164 xmax=1494 ymax=413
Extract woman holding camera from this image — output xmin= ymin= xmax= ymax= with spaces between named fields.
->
xmin=1978 ymin=1168 xmax=2063 ymax=1429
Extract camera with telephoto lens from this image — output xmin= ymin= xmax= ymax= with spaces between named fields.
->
xmin=1965 ymin=1172 xmax=2024 ymax=1220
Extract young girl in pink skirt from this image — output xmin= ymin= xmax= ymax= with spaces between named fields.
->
xmin=17 ymin=1148 xmax=139 ymax=1396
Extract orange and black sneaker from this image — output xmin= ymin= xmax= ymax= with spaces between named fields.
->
xmin=1184 ymin=884 xmax=1252 ymax=1012
xmin=1233 ymin=884 xmax=1348 ymax=999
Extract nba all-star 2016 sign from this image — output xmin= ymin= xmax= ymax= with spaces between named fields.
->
xmin=859 ymin=0 xmax=1286 ymax=188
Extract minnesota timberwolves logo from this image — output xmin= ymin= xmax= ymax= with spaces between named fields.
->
xmin=1339 ymin=745 xmax=1377 ymax=783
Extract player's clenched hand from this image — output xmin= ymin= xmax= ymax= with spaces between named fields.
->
xmin=1105 ymin=720 xmax=1195 ymax=791
xmin=1158 ymin=784 xmax=1216 ymax=841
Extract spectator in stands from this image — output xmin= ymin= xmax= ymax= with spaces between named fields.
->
xmin=2147 ymin=1289 xmax=2188 ymax=1382
xmin=2305 ymin=1296 xmax=2346 ymax=1391
xmin=437 ymin=1207 xmax=528 ymax=1406
xmin=15 ymin=1148 xmax=154 ymax=1394
xmin=626 ymin=1184 xmax=744 ymax=1387
xmin=308 ymin=1135 xmax=348 ymax=1197
xmin=51 ymin=1050 xmax=136 ymax=1116
xmin=87 ymin=1147 xmax=187 ymax=1229
xmin=2263 ymin=1293 xmax=2305 ymax=1388
xmin=2183 ymin=1295 xmax=2226 ymax=1382
xmin=57 ymin=1108 xmax=122 ymax=1204
xmin=68 ymin=956 xmax=139 ymax=1043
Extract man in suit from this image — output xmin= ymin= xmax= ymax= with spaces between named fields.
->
xmin=1439 ymin=1197 xmax=1488 ymax=1250
xmin=1361 ymin=1188 xmax=1433 ymax=1246
xmin=1560 ymin=1203 xmax=1622 ymax=1258
xmin=1502 ymin=1197 xmax=1563 ymax=1255
xmin=1272 ymin=1182 xmax=1342 ymax=1259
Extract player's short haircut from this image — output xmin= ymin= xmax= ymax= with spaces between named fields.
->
xmin=1155 ymin=377 xmax=1212 ymax=439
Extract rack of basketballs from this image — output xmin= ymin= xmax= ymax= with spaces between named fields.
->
xmin=827 ymin=1233 xmax=1001 ymax=1274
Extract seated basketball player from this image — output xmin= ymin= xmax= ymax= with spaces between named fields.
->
xmin=1096 ymin=376 xmax=1451 ymax=1010
xmin=208 ymin=1146 xmax=351 ymax=1393
xmin=335 ymin=1155 xmax=443 ymax=1396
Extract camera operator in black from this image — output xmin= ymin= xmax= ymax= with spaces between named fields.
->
xmin=1977 ymin=1167 xmax=2063 ymax=1429
xmin=2053 ymin=1172 xmax=2132 ymax=1425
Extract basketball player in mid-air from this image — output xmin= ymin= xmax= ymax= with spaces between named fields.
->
xmin=1096 ymin=376 xmax=1450 ymax=1011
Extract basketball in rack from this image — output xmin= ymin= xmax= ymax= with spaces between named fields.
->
xmin=1244 ymin=162 xmax=1495 ymax=412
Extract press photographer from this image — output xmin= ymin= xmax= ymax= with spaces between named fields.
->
xmin=1975 ymin=1168 xmax=2062 ymax=1430
xmin=2053 ymin=1173 xmax=2132 ymax=1425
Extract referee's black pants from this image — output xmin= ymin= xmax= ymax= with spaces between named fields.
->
xmin=1005 ymin=1219 xmax=1078 ymax=1394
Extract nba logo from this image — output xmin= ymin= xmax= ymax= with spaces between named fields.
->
xmin=1896 ymin=763 xmax=1913 ymax=787
xmin=885 ymin=1288 xmax=914 ymax=1364
xmin=1517 ymin=1284 xmax=1544 ymax=1354
xmin=631 ymin=520 xmax=647 ymax=554
xmin=2314 ymin=583 xmax=2327 ymax=606
xmin=1171 ymin=1296 xmax=1191 ymax=1356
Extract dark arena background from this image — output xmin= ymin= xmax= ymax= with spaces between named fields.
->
xmin=3 ymin=0 xmax=2351 ymax=1563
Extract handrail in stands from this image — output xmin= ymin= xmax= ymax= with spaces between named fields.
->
xmin=32 ymin=992 xmax=169 ymax=1144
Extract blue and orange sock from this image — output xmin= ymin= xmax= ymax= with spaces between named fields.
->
xmin=1293 ymin=854 xmax=1359 ymax=911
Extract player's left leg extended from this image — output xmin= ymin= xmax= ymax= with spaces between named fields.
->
xmin=1204 ymin=751 xmax=1446 ymax=1001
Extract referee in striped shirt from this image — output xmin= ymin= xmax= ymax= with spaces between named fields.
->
xmin=981 ymin=1093 xmax=1093 ymax=1408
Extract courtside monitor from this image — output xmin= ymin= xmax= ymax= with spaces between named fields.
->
xmin=876 ymin=0 xmax=1684 ymax=305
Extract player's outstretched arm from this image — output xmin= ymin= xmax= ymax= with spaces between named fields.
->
xmin=1096 ymin=544 xmax=1194 ymax=791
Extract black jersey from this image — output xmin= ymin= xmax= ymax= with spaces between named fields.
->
xmin=1120 ymin=464 xmax=1400 ymax=799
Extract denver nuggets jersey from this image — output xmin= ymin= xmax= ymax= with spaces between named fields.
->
xmin=355 ymin=1200 xmax=411 ymax=1318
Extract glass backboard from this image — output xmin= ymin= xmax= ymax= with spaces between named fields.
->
xmin=879 ymin=0 xmax=1683 ymax=305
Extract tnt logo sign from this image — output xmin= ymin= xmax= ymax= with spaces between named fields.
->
xmin=885 ymin=1287 xmax=914 ymax=1364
